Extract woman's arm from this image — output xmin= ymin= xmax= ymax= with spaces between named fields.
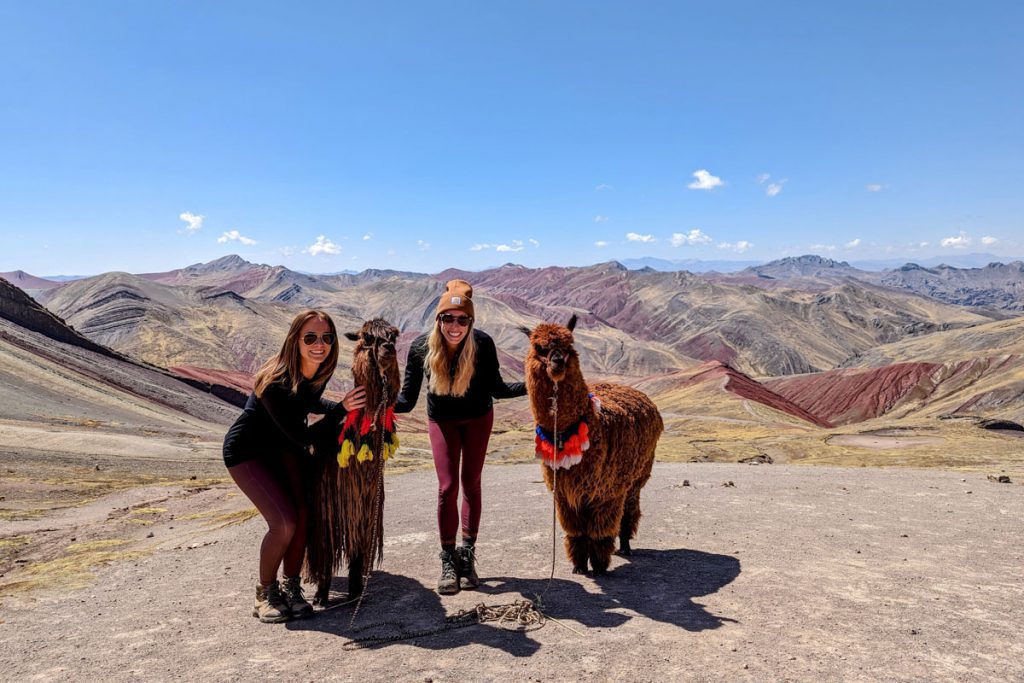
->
xmin=259 ymin=384 xmax=315 ymax=452
xmin=483 ymin=335 xmax=527 ymax=399
xmin=394 ymin=339 xmax=426 ymax=414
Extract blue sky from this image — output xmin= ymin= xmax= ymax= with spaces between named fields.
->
xmin=1 ymin=1 xmax=1021 ymax=275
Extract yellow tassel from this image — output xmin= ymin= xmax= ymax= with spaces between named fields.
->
xmin=356 ymin=443 xmax=372 ymax=462
xmin=338 ymin=439 xmax=354 ymax=468
xmin=392 ymin=433 xmax=400 ymax=452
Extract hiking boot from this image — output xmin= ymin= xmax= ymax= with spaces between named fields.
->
xmin=282 ymin=576 xmax=314 ymax=618
xmin=253 ymin=581 xmax=291 ymax=623
xmin=458 ymin=544 xmax=479 ymax=590
xmin=437 ymin=549 xmax=460 ymax=595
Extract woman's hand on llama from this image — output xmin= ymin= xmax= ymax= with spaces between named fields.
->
xmin=342 ymin=385 xmax=367 ymax=411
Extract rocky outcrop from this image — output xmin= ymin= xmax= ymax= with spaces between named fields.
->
xmin=0 ymin=277 xmax=116 ymax=357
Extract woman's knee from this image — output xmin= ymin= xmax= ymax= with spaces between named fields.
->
xmin=268 ymin=512 xmax=298 ymax=540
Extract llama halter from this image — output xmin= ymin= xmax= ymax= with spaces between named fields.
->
xmin=535 ymin=393 xmax=598 ymax=470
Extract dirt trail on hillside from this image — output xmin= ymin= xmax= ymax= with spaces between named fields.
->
xmin=1 ymin=462 xmax=1022 ymax=682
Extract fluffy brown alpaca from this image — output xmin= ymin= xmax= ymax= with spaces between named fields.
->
xmin=522 ymin=314 xmax=663 ymax=574
xmin=305 ymin=318 xmax=401 ymax=604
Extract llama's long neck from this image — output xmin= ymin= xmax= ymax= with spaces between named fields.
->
xmin=353 ymin=360 xmax=386 ymax=417
xmin=527 ymin=363 xmax=591 ymax=431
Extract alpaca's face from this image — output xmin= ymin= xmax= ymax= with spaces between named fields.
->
xmin=346 ymin=318 xmax=400 ymax=384
xmin=526 ymin=323 xmax=578 ymax=383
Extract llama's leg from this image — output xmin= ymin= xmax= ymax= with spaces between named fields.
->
xmin=586 ymin=497 xmax=625 ymax=575
xmin=618 ymin=486 xmax=643 ymax=556
xmin=347 ymin=553 xmax=365 ymax=600
xmin=314 ymin=579 xmax=331 ymax=606
xmin=555 ymin=496 xmax=589 ymax=573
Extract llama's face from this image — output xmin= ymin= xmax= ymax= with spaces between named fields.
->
xmin=525 ymin=323 xmax=578 ymax=383
xmin=345 ymin=318 xmax=400 ymax=382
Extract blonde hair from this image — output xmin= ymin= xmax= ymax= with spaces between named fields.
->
xmin=425 ymin=317 xmax=476 ymax=397
xmin=254 ymin=310 xmax=339 ymax=397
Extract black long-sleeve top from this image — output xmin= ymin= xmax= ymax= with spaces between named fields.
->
xmin=222 ymin=377 xmax=347 ymax=467
xmin=394 ymin=328 xmax=526 ymax=422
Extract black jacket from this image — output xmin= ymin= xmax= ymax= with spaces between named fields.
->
xmin=222 ymin=377 xmax=346 ymax=467
xmin=394 ymin=329 xmax=526 ymax=422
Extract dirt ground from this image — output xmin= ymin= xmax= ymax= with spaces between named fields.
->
xmin=1 ymin=460 xmax=1022 ymax=682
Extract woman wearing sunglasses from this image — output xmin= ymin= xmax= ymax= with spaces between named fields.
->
xmin=395 ymin=280 xmax=526 ymax=594
xmin=223 ymin=309 xmax=366 ymax=622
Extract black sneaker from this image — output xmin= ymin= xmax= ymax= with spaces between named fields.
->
xmin=281 ymin=576 xmax=314 ymax=618
xmin=437 ymin=549 xmax=460 ymax=595
xmin=457 ymin=544 xmax=479 ymax=590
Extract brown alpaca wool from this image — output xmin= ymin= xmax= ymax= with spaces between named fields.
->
xmin=522 ymin=315 xmax=663 ymax=574
xmin=305 ymin=318 xmax=401 ymax=603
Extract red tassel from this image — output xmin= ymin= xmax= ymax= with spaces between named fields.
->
xmin=360 ymin=415 xmax=373 ymax=435
xmin=343 ymin=409 xmax=359 ymax=432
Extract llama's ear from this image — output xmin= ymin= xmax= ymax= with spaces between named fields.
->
xmin=566 ymin=314 xmax=578 ymax=332
xmin=344 ymin=332 xmax=360 ymax=341
xmin=518 ymin=325 xmax=533 ymax=338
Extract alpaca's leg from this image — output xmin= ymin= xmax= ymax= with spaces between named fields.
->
xmin=585 ymin=497 xmax=624 ymax=574
xmin=555 ymin=496 xmax=589 ymax=573
xmin=314 ymin=579 xmax=331 ymax=606
xmin=347 ymin=553 xmax=365 ymax=599
xmin=587 ymin=537 xmax=616 ymax=575
xmin=618 ymin=486 xmax=643 ymax=556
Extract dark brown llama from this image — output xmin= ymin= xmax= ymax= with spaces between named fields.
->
xmin=521 ymin=314 xmax=663 ymax=574
xmin=305 ymin=318 xmax=401 ymax=604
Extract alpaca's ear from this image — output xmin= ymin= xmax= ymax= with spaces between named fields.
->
xmin=344 ymin=332 xmax=360 ymax=341
xmin=518 ymin=325 xmax=533 ymax=338
xmin=566 ymin=314 xmax=578 ymax=332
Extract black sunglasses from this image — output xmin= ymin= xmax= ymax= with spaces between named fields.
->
xmin=302 ymin=332 xmax=336 ymax=346
xmin=439 ymin=313 xmax=472 ymax=327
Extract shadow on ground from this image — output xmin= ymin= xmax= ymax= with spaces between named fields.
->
xmin=288 ymin=548 xmax=740 ymax=655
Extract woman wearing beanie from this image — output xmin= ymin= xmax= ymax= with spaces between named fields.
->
xmin=395 ymin=279 xmax=526 ymax=594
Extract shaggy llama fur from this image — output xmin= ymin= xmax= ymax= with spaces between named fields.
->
xmin=305 ymin=318 xmax=401 ymax=603
xmin=522 ymin=315 xmax=663 ymax=574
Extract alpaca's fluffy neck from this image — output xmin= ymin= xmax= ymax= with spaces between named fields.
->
xmin=353 ymin=357 xmax=398 ymax=413
xmin=528 ymin=364 xmax=590 ymax=430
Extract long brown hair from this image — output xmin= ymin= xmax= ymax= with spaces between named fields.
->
xmin=425 ymin=316 xmax=477 ymax=397
xmin=254 ymin=310 xmax=339 ymax=396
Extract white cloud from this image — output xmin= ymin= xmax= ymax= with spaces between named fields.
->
xmin=626 ymin=232 xmax=656 ymax=243
xmin=687 ymin=169 xmax=724 ymax=191
xmin=386 ymin=249 xmax=396 ymax=256
xmin=217 ymin=230 xmax=257 ymax=246
xmin=529 ymin=238 xmax=540 ymax=247
xmin=981 ymin=235 xmax=998 ymax=246
xmin=866 ymin=183 xmax=885 ymax=192
xmin=304 ymin=235 xmax=340 ymax=255
xmin=179 ymin=211 xmax=204 ymax=234
xmin=766 ymin=180 xmax=786 ymax=197
xmin=919 ymin=241 xmax=930 ymax=248
xmin=940 ymin=231 xmax=972 ymax=249
xmin=718 ymin=240 xmax=753 ymax=253
xmin=595 ymin=183 xmax=614 ymax=191
xmin=277 ymin=246 xmax=296 ymax=257
xmin=470 ymin=243 xmax=491 ymax=251
xmin=756 ymin=173 xmax=771 ymax=185
xmin=595 ymin=215 xmax=609 ymax=223
xmin=496 ymin=240 xmax=524 ymax=252
xmin=417 ymin=240 xmax=431 ymax=251
xmin=845 ymin=238 xmax=862 ymax=249
xmin=594 ymin=241 xmax=609 ymax=248
xmin=670 ymin=229 xmax=713 ymax=247
xmin=810 ymin=243 xmax=837 ymax=252
xmin=362 ymin=233 xmax=372 ymax=241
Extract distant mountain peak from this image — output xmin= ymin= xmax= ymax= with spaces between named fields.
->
xmin=767 ymin=255 xmax=851 ymax=268
xmin=191 ymin=254 xmax=255 ymax=272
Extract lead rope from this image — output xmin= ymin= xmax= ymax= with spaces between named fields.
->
xmin=342 ymin=380 xmax=579 ymax=648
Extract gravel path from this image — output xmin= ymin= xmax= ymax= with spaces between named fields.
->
xmin=1 ymin=462 xmax=1022 ymax=682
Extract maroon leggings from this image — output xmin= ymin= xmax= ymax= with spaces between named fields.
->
xmin=428 ymin=410 xmax=494 ymax=546
xmin=228 ymin=455 xmax=308 ymax=586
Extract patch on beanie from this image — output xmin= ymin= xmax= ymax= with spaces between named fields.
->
xmin=450 ymin=296 xmax=462 ymax=305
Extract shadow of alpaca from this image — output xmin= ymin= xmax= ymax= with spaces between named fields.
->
xmin=285 ymin=571 xmax=543 ymax=657
xmin=484 ymin=548 xmax=740 ymax=633
xmin=286 ymin=549 xmax=738 ymax=652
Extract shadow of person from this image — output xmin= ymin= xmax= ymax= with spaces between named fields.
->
xmin=287 ymin=548 xmax=738 ymax=652
xmin=285 ymin=571 xmax=543 ymax=656
xmin=482 ymin=548 xmax=740 ymax=632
